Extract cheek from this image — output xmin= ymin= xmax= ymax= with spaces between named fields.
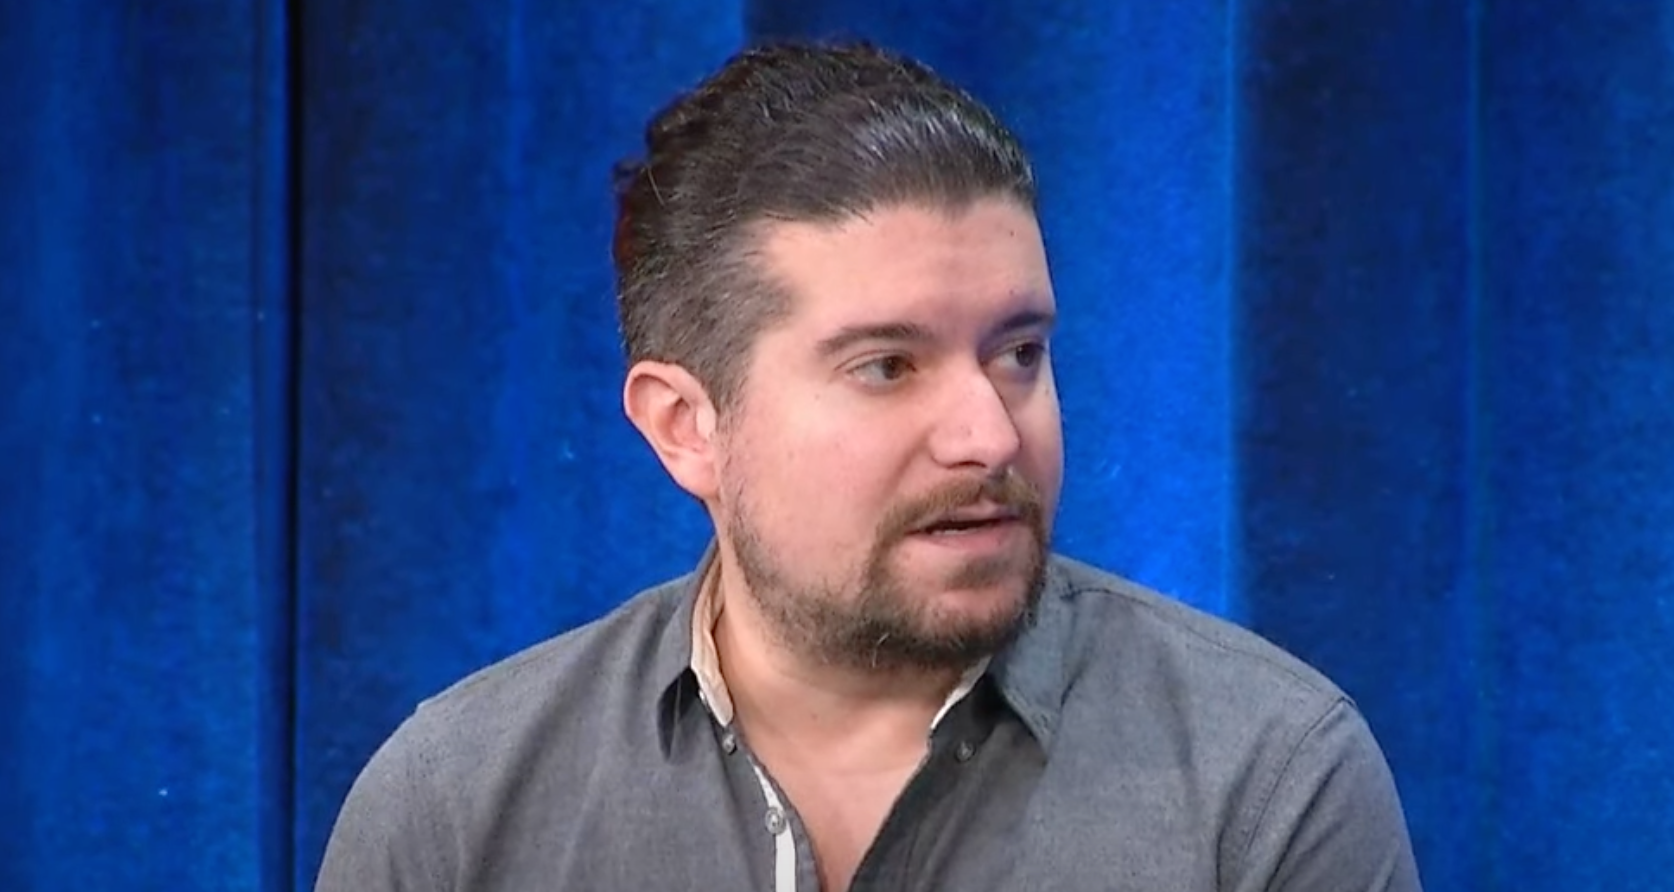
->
xmin=765 ymin=421 xmax=907 ymax=544
xmin=731 ymin=409 xmax=873 ymax=538
xmin=1018 ymin=393 xmax=1065 ymax=501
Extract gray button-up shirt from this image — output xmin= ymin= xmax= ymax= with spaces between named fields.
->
xmin=316 ymin=553 xmax=1422 ymax=891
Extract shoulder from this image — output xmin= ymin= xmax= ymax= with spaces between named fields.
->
xmin=1037 ymin=556 xmax=1419 ymax=888
xmin=397 ymin=571 xmax=693 ymax=775
xmin=1032 ymin=553 xmax=1363 ymax=807
xmin=1045 ymin=553 xmax=1347 ymax=711
xmin=315 ymin=572 xmax=697 ymax=889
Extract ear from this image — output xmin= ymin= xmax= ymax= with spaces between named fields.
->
xmin=623 ymin=360 xmax=723 ymax=502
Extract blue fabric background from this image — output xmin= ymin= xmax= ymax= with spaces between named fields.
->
xmin=2 ymin=1 xmax=1670 ymax=890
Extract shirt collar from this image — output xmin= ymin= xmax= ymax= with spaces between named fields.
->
xmin=654 ymin=544 xmax=1072 ymax=755
xmin=687 ymin=552 xmax=735 ymax=725
xmin=986 ymin=557 xmax=1075 ymax=748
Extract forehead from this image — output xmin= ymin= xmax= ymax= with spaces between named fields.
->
xmin=750 ymin=199 xmax=1055 ymax=338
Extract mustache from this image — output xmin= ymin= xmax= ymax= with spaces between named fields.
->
xmin=877 ymin=471 xmax=1046 ymax=542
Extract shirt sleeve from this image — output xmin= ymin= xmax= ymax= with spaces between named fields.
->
xmin=1234 ymin=697 xmax=1424 ymax=892
xmin=313 ymin=717 xmax=455 ymax=892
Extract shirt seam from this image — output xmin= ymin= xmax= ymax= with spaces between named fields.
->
xmin=418 ymin=582 xmax=687 ymax=714
xmin=1061 ymin=581 xmax=1341 ymax=700
xmin=1228 ymin=696 xmax=1350 ymax=882
xmin=400 ymin=728 xmax=457 ymax=888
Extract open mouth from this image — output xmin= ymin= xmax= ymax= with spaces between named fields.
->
xmin=913 ymin=512 xmax=1021 ymax=536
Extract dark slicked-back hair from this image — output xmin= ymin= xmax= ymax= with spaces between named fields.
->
xmin=611 ymin=41 xmax=1037 ymax=410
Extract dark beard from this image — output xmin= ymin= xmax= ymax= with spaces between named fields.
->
xmin=728 ymin=471 xmax=1050 ymax=673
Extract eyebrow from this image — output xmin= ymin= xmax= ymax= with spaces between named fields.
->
xmin=992 ymin=308 xmax=1057 ymax=338
xmin=814 ymin=307 xmax=1057 ymax=360
xmin=815 ymin=321 xmax=935 ymax=359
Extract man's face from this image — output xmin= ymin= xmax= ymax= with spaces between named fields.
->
xmin=714 ymin=197 xmax=1064 ymax=672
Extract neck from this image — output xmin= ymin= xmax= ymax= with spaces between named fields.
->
xmin=711 ymin=564 xmax=967 ymax=767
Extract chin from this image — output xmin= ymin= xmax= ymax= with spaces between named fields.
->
xmin=922 ymin=576 xmax=1034 ymax=624
xmin=912 ymin=597 xmax=1035 ymax=664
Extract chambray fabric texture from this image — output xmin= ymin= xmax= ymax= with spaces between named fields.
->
xmin=315 ymin=554 xmax=1420 ymax=891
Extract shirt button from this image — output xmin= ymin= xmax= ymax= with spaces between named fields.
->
xmin=764 ymin=806 xmax=788 ymax=835
xmin=954 ymin=741 xmax=976 ymax=762
xmin=720 ymin=730 xmax=738 ymax=754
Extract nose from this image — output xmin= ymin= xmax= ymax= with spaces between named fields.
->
xmin=926 ymin=371 xmax=1023 ymax=472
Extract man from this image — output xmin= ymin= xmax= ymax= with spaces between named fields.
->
xmin=317 ymin=41 xmax=1422 ymax=892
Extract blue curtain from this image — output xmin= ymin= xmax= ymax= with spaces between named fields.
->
xmin=3 ymin=1 xmax=1670 ymax=890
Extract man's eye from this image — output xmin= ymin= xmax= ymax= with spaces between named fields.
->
xmin=853 ymin=355 xmax=914 ymax=384
xmin=997 ymin=341 xmax=1048 ymax=373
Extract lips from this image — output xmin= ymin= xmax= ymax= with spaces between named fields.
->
xmin=912 ymin=505 xmax=1023 ymax=535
